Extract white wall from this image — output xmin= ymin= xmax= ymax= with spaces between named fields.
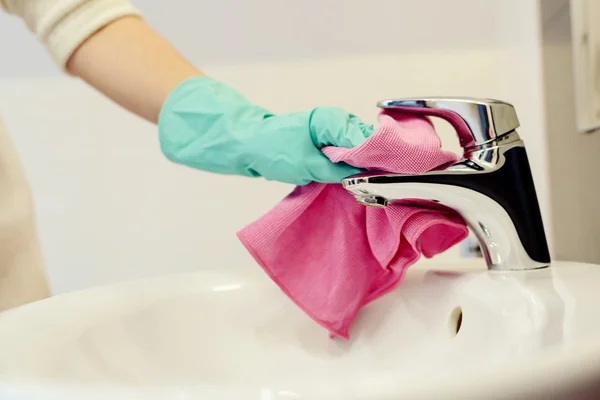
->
xmin=541 ymin=0 xmax=600 ymax=263
xmin=0 ymin=0 xmax=550 ymax=294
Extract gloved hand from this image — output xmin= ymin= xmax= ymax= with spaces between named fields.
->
xmin=157 ymin=76 xmax=374 ymax=186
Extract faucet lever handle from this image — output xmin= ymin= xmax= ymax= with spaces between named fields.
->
xmin=377 ymin=97 xmax=520 ymax=149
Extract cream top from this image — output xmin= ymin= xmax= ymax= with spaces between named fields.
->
xmin=1 ymin=0 xmax=141 ymax=70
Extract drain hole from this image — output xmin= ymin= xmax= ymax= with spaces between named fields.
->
xmin=449 ymin=307 xmax=463 ymax=336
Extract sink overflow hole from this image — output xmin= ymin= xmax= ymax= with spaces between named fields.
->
xmin=449 ymin=307 xmax=463 ymax=336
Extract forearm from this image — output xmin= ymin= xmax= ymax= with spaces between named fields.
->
xmin=66 ymin=16 xmax=202 ymax=124
xmin=1 ymin=0 xmax=201 ymax=124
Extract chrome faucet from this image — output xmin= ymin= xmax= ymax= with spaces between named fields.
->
xmin=341 ymin=97 xmax=551 ymax=271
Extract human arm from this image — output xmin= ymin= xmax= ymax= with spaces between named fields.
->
xmin=65 ymin=15 xmax=201 ymax=124
xmin=1 ymin=0 xmax=374 ymax=185
xmin=1 ymin=0 xmax=200 ymax=123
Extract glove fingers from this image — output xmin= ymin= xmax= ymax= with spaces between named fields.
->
xmin=348 ymin=114 xmax=375 ymax=143
xmin=310 ymin=107 xmax=375 ymax=149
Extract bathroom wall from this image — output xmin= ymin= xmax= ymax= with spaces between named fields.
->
xmin=0 ymin=0 xmax=550 ymax=293
xmin=540 ymin=0 xmax=600 ymax=263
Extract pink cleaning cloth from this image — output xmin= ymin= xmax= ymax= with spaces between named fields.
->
xmin=237 ymin=109 xmax=469 ymax=339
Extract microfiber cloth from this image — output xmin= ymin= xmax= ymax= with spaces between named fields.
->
xmin=237 ymin=109 xmax=469 ymax=339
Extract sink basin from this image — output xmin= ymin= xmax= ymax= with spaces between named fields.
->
xmin=1 ymin=260 xmax=600 ymax=399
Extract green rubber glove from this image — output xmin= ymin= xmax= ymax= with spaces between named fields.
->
xmin=158 ymin=76 xmax=374 ymax=186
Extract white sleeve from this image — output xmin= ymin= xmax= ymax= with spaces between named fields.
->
xmin=0 ymin=0 xmax=142 ymax=70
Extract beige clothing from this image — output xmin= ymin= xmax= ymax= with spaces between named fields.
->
xmin=0 ymin=117 xmax=49 ymax=310
xmin=0 ymin=0 xmax=140 ymax=310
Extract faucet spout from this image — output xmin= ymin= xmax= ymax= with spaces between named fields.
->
xmin=342 ymin=98 xmax=551 ymax=272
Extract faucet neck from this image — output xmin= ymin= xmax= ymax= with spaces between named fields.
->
xmin=342 ymin=142 xmax=551 ymax=271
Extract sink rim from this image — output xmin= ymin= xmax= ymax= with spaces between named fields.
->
xmin=0 ymin=260 xmax=599 ymax=400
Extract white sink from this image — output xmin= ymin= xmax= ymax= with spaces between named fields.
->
xmin=1 ymin=260 xmax=600 ymax=399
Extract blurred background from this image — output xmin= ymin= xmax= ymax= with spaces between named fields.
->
xmin=0 ymin=0 xmax=597 ymax=294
